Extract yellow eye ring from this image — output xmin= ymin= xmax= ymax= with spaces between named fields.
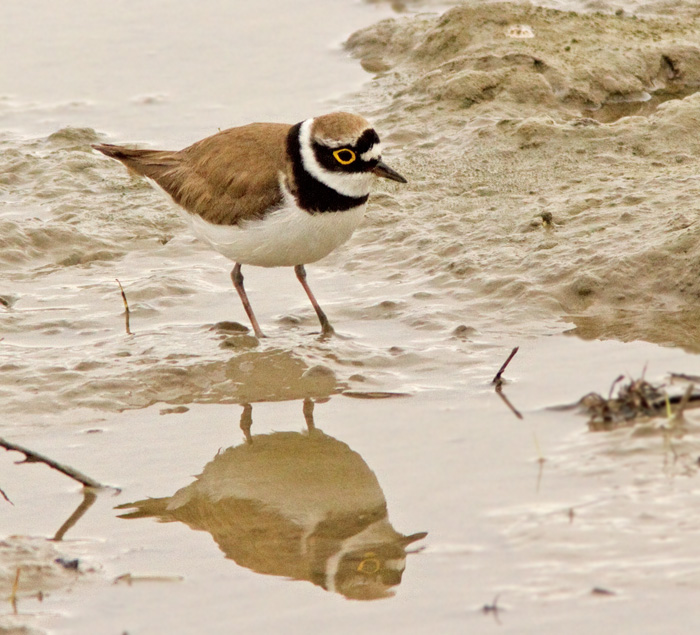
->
xmin=357 ymin=557 xmax=380 ymax=573
xmin=333 ymin=148 xmax=356 ymax=165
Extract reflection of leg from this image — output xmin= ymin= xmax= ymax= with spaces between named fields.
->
xmin=240 ymin=403 xmax=253 ymax=444
xmin=294 ymin=265 xmax=334 ymax=337
xmin=230 ymin=264 xmax=265 ymax=338
xmin=303 ymin=398 xmax=315 ymax=432
xmin=53 ymin=488 xmax=98 ymax=541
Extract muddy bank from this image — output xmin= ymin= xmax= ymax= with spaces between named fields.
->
xmin=3 ymin=2 xmax=700 ymax=416
xmin=366 ymin=0 xmax=700 ymax=19
xmin=346 ymin=1 xmax=700 ymax=349
xmin=0 ymin=536 xmax=96 ymax=633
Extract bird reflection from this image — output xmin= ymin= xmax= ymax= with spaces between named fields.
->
xmin=116 ymin=399 xmax=426 ymax=600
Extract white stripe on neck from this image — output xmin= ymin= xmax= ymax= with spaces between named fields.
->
xmin=299 ymin=118 xmax=374 ymax=199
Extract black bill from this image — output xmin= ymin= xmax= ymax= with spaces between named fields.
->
xmin=372 ymin=160 xmax=407 ymax=183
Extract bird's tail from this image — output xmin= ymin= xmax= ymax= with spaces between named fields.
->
xmin=92 ymin=143 xmax=179 ymax=181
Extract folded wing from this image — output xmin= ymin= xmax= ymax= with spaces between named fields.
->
xmin=93 ymin=122 xmax=291 ymax=225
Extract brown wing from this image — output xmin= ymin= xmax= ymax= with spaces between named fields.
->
xmin=93 ymin=122 xmax=291 ymax=225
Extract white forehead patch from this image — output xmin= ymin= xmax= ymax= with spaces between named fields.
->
xmin=361 ymin=142 xmax=382 ymax=162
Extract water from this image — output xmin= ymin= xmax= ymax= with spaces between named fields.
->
xmin=0 ymin=0 xmax=393 ymax=142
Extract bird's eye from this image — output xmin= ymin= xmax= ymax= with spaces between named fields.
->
xmin=333 ymin=148 xmax=356 ymax=165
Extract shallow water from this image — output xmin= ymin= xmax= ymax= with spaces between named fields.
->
xmin=3 ymin=0 xmax=700 ymax=633
xmin=0 ymin=0 xmax=393 ymax=143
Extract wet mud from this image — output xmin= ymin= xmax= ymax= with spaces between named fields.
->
xmin=346 ymin=1 xmax=700 ymax=349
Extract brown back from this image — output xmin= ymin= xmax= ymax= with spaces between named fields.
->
xmin=94 ymin=122 xmax=292 ymax=225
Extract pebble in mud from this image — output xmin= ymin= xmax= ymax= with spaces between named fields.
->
xmin=219 ymin=335 xmax=260 ymax=350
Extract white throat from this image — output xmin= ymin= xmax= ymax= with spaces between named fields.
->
xmin=299 ymin=118 xmax=374 ymax=198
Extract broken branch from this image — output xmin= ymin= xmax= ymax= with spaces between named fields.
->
xmin=0 ymin=437 xmax=105 ymax=489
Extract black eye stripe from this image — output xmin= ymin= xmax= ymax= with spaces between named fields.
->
xmin=312 ymin=142 xmax=363 ymax=173
xmin=310 ymin=128 xmax=381 ymax=174
xmin=312 ymin=128 xmax=380 ymax=160
xmin=355 ymin=128 xmax=380 ymax=155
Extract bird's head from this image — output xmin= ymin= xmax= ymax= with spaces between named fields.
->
xmin=290 ymin=112 xmax=406 ymax=208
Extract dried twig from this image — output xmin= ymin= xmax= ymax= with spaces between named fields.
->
xmin=10 ymin=568 xmax=20 ymax=614
xmin=608 ymin=374 xmax=624 ymax=400
xmin=0 ymin=485 xmax=11 ymax=504
xmin=583 ymin=374 xmax=700 ymax=429
xmin=670 ymin=372 xmax=700 ymax=383
xmin=481 ymin=593 xmax=503 ymax=624
xmin=113 ymin=573 xmax=184 ymax=585
xmin=116 ymin=278 xmax=132 ymax=335
xmin=579 ymin=371 xmax=700 ymax=430
xmin=492 ymin=347 xmax=519 ymax=386
xmin=0 ymin=437 xmax=105 ymax=489
xmin=492 ymin=347 xmax=523 ymax=419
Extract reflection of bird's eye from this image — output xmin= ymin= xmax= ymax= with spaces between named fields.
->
xmin=357 ymin=556 xmax=381 ymax=574
xmin=333 ymin=148 xmax=356 ymax=165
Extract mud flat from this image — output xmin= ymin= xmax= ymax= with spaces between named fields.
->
xmin=346 ymin=0 xmax=700 ymax=349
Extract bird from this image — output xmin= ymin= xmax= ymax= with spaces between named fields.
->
xmin=93 ymin=112 xmax=406 ymax=338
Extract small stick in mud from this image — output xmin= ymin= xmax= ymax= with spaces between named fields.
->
xmin=10 ymin=568 xmax=20 ymax=614
xmin=113 ymin=573 xmax=185 ymax=585
xmin=670 ymin=372 xmax=700 ymax=383
xmin=0 ymin=486 xmax=11 ymax=504
xmin=492 ymin=347 xmax=523 ymax=419
xmin=608 ymin=374 xmax=624 ymax=400
xmin=116 ymin=278 xmax=132 ymax=335
xmin=0 ymin=437 xmax=105 ymax=489
xmin=481 ymin=594 xmax=503 ymax=624
xmin=492 ymin=346 xmax=519 ymax=386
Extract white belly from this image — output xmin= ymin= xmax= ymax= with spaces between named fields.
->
xmin=185 ymin=201 xmax=366 ymax=267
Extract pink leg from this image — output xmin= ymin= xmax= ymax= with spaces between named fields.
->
xmin=294 ymin=265 xmax=334 ymax=337
xmin=230 ymin=263 xmax=265 ymax=338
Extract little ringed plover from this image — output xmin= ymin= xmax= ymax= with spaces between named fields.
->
xmin=94 ymin=112 xmax=406 ymax=337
